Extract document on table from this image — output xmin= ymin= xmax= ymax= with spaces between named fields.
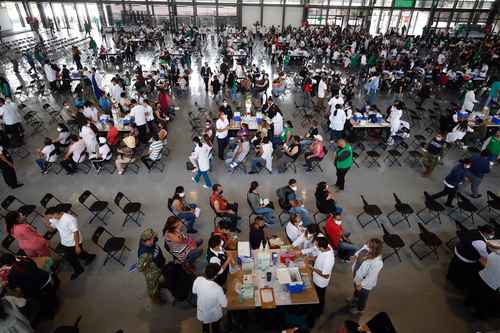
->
xmin=238 ymin=241 xmax=251 ymax=257
xmin=277 ymin=268 xmax=292 ymax=284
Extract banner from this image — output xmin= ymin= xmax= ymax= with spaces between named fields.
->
xmin=395 ymin=0 xmax=415 ymax=8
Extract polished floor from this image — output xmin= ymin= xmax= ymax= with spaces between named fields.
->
xmin=1 ymin=29 xmax=500 ymax=333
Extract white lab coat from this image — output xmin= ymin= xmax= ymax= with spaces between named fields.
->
xmin=261 ymin=141 xmax=274 ymax=171
xmin=192 ymin=276 xmax=227 ymax=324
xmin=461 ymin=90 xmax=477 ymax=112
xmin=194 ymin=143 xmax=212 ymax=172
xmin=388 ymin=107 xmax=403 ymax=135
xmin=79 ymin=125 xmax=97 ymax=154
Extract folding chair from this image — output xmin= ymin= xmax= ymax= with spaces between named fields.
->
xmin=386 ymin=193 xmax=414 ymax=228
xmin=114 ymin=192 xmax=144 ymax=227
xmin=77 ymin=152 xmax=91 ymax=174
xmin=477 ymin=191 xmax=500 ymax=220
xmin=356 ymin=195 xmax=383 ymax=229
xmin=362 ymin=145 xmax=384 ymax=168
xmin=2 ymin=235 xmax=21 ymax=255
xmin=247 ymin=196 xmax=258 ymax=226
xmin=123 ymin=159 xmax=140 ymax=174
xmin=405 ymin=144 xmax=424 ymax=166
xmin=416 ymin=192 xmax=445 ymax=225
xmin=78 ymin=190 xmax=114 ymax=225
xmin=352 ymin=151 xmax=361 ymax=168
xmin=445 ymin=219 xmax=470 ymax=250
xmin=209 ymin=201 xmax=225 ymax=229
xmin=381 ymin=224 xmax=405 ymax=262
xmin=383 ymin=141 xmax=407 ymax=167
xmin=147 ymin=154 xmax=166 ymax=173
xmin=91 ymin=227 xmax=130 ymax=266
xmin=313 ymin=201 xmax=331 ymax=225
xmin=309 ymin=147 xmax=328 ymax=172
xmin=53 ymin=315 xmax=82 ymax=333
xmin=167 ymin=198 xmax=182 ymax=220
xmin=231 ymin=161 xmax=247 ymax=174
xmin=1 ymin=195 xmax=43 ymax=225
xmin=448 ymin=192 xmax=480 ymax=225
xmin=408 ymin=134 xmax=426 ymax=148
xmin=40 ymin=193 xmax=77 ymax=216
xmin=409 ymin=223 xmax=443 ymax=260
xmin=276 ymin=189 xmax=292 ymax=226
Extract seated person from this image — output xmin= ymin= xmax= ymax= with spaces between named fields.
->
xmin=314 ymin=182 xmax=342 ymax=215
xmin=206 ymin=234 xmax=233 ymax=286
xmin=211 ymin=220 xmax=234 ymax=250
xmin=54 ymin=123 xmax=71 ymax=150
xmin=304 ymin=134 xmax=325 ymax=172
xmin=60 ymin=135 xmax=86 ymax=175
xmin=277 ymin=179 xmax=312 ymax=225
xmin=249 ymin=136 xmax=273 ymax=174
xmin=210 ymin=184 xmax=241 ymax=233
xmin=324 ymin=213 xmax=358 ymax=261
xmin=106 ymin=120 xmax=120 ymax=147
xmin=141 ymin=134 xmax=163 ymax=170
xmin=249 ymin=216 xmax=271 ymax=250
xmin=35 ymin=138 xmax=57 ymax=174
xmin=163 ymin=216 xmax=203 ymax=266
xmin=271 ymin=76 xmax=286 ymax=97
xmin=247 ymin=181 xmax=277 ymax=224
xmin=170 ymin=186 xmax=199 ymax=234
xmin=280 ymin=121 xmax=295 ymax=145
xmin=115 ymin=135 xmax=136 ymax=175
xmin=225 ymin=136 xmax=250 ymax=170
xmin=89 ymin=137 xmax=112 ymax=171
xmin=285 ymin=214 xmax=305 ymax=244
xmin=276 ymin=135 xmax=301 ymax=173
xmin=300 ymin=120 xmax=320 ymax=148
xmin=292 ymin=223 xmax=321 ymax=257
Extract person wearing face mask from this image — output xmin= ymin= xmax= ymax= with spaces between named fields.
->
xmin=220 ymin=100 xmax=233 ymax=120
xmin=447 ymin=225 xmax=495 ymax=291
xmin=324 ymin=213 xmax=357 ymax=261
xmin=277 ymin=179 xmax=312 ymax=226
xmin=5 ymin=211 xmax=49 ymax=257
xmin=171 ymin=186 xmax=200 ymax=234
xmin=285 ymin=214 xmax=305 ymax=243
xmin=292 ymin=223 xmax=321 ymax=257
xmin=138 ymin=228 xmax=166 ymax=304
xmin=210 ymin=184 xmax=241 ymax=233
xmin=429 ymin=159 xmax=472 ymax=208
xmin=422 ymin=132 xmax=445 ymax=177
xmin=249 ymin=216 xmax=273 ymax=250
xmin=215 ymin=111 xmax=229 ymax=160
xmin=192 ymin=135 xmax=213 ymax=189
xmin=206 ymin=234 xmax=234 ymax=286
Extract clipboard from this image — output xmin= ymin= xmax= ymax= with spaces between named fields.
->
xmin=260 ymin=288 xmax=276 ymax=309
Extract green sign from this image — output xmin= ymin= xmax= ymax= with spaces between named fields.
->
xmin=395 ymin=0 xmax=415 ymax=8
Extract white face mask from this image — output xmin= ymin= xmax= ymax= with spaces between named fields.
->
xmin=57 ymin=128 xmax=62 ymax=132
xmin=290 ymin=186 xmax=298 ymax=192
xmin=223 ymin=103 xmax=227 ymax=107
xmin=335 ymin=219 xmax=342 ymax=225
xmin=179 ymin=192 xmax=185 ymax=198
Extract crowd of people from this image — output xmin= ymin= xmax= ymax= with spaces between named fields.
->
xmin=0 ymin=17 xmax=499 ymax=333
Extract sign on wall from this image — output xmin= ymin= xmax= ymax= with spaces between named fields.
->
xmin=394 ymin=0 xmax=416 ymax=8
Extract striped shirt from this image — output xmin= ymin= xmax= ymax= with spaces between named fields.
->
xmin=149 ymin=140 xmax=163 ymax=161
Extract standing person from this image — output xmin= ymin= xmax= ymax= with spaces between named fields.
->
xmin=316 ymin=76 xmax=328 ymax=113
xmin=200 ymin=62 xmax=212 ymax=92
xmin=348 ymin=238 xmax=384 ymax=314
xmin=329 ymin=104 xmax=347 ymax=142
xmin=44 ymin=207 xmax=96 ymax=280
xmin=192 ymin=135 xmax=213 ymax=189
xmin=206 ymin=235 xmax=233 ymax=286
xmin=0 ymin=98 xmax=23 ymax=145
xmin=0 ymin=146 xmax=23 ymax=189
xmin=430 ymin=159 xmax=472 ymax=208
xmin=5 ymin=211 xmax=49 ymax=257
xmin=334 ymin=138 xmax=353 ymax=191
xmin=192 ymin=263 xmax=228 ymax=333
xmin=43 ymin=61 xmax=57 ymax=92
xmin=482 ymin=130 xmax=500 ymax=166
xmin=137 ymin=228 xmax=165 ymax=304
xmin=307 ymin=237 xmax=335 ymax=324
xmin=215 ymin=111 xmax=229 ymax=160
xmin=422 ymin=132 xmax=446 ymax=177
xmin=468 ymin=150 xmax=490 ymax=198
xmin=129 ymin=99 xmax=148 ymax=144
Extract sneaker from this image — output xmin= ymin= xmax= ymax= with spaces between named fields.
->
xmin=202 ymin=185 xmax=210 ymax=189
xmin=70 ymin=271 xmax=83 ymax=280
xmin=118 ymin=171 xmax=124 ymax=175
xmin=192 ymin=177 xmax=197 ymax=183
xmin=84 ymin=254 xmax=97 ymax=266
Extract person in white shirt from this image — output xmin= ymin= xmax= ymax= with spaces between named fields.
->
xmin=110 ymin=79 xmax=123 ymax=101
xmin=329 ymin=104 xmax=347 ymax=142
xmin=461 ymin=88 xmax=478 ymax=113
xmin=272 ymin=110 xmax=284 ymax=138
xmin=349 ymin=238 xmax=384 ymax=314
xmin=82 ymin=103 xmax=99 ymax=123
xmin=215 ymin=111 xmax=229 ymax=160
xmin=43 ymin=61 xmax=57 ymax=91
xmin=192 ymin=263 xmax=228 ymax=333
xmin=79 ymin=121 xmax=98 ymax=155
xmin=35 ymin=138 xmax=57 ymax=174
xmin=387 ymin=102 xmax=403 ymax=140
xmin=129 ymin=99 xmax=148 ymax=143
xmin=44 ymin=207 xmax=96 ymax=280
xmin=307 ymin=237 xmax=335 ymax=322
xmin=317 ymin=77 xmax=328 ymax=112
xmin=60 ymin=135 xmax=86 ymax=174
xmin=192 ymin=135 xmax=213 ymax=189
xmin=0 ymin=98 xmax=24 ymax=144
xmin=285 ymin=213 xmax=305 ymax=243
xmin=143 ymin=99 xmax=155 ymax=132
xmin=89 ymin=137 xmax=112 ymax=171
xmin=293 ymin=224 xmax=321 ymax=257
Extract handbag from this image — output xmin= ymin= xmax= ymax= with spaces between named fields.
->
xmin=186 ymin=161 xmax=195 ymax=171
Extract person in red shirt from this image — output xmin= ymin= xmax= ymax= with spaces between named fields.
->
xmin=209 ymin=184 xmax=241 ymax=233
xmin=106 ymin=120 xmax=119 ymax=147
xmin=324 ymin=213 xmax=358 ymax=261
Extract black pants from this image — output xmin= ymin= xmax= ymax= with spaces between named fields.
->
xmin=137 ymin=124 xmax=148 ymax=143
xmin=62 ymin=244 xmax=94 ymax=274
xmin=352 ymin=287 xmax=370 ymax=311
xmin=447 ymin=254 xmax=481 ymax=290
xmin=49 ymin=80 xmax=58 ymax=92
xmin=431 ymin=185 xmax=457 ymax=205
xmin=5 ymin=123 xmax=24 ymax=145
xmin=221 ymin=203 xmax=239 ymax=230
xmin=60 ymin=159 xmax=77 ymax=173
xmin=313 ymin=284 xmax=327 ymax=318
xmin=141 ymin=156 xmax=157 ymax=170
xmin=202 ymin=320 xmax=220 ymax=333
xmin=335 ymin=167 xmax=350 ymax=190
xmin=203 ymin=78 xmax=209 ymax=91
xmin=304 ymin=153 xmax=320 ymax=169
xmin=217 ymin=137 xmax=229 ymax=160
xmin=1 ymin=166 xmax=19 ymax=188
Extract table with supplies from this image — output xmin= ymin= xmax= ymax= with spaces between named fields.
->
xmin=225 ymin=241 xmax=318 ymax=311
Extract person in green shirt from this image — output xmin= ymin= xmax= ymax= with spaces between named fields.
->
xmin=483 ymin=131 xmax=500 ymax=164
xmin=334 ymin=139 xmax=353 ymax=191
xmin=485 ymin=80 xmax=500 ymax=107
xmin=89 ymin=37 xmax=97 ymax=57
xmin=283 ymin=52 xmax=290 ymax=72
xmin=280 ymin=121 xmax=296 ymax=144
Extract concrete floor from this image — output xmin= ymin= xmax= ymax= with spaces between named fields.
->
xmin=1 ymin=30 xmax=500 ymax=333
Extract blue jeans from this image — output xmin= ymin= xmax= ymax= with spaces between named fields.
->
xmin=254 ymin=207 xmax=277 ymax=224
xmin=35 ymin=159 xmax=48 ymax=172
xmin=194 ymin=170 xmax=212 ymax=187
xmin=178 ymin=211 xmax=196 ymax=230
xmin=338 ymin=241 xmax=358 ymax=259
xmin=185 ymin=239 xmax=203 ymax=264
xmin=250 ymin=157 xmax=266 ymax=172
xmin=290 ymin=206 xmax=312 ymax=226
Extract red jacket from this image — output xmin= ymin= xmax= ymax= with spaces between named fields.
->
xmin=324 ymin=215 xmax=343 ymax=249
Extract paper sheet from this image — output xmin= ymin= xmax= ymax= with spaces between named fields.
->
xmin=238 ymin=241 xmax=251 ymax=257
xmin=276 ymin=268 xmax=291 ymax=284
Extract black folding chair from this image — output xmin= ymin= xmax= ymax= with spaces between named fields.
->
xmin=309 ymin=147 xmax=328 ymax=172
xmin=114 ymin=192 xmax=144 ymax=227
xmin=383 ymin=141 xmax=408 ymax=167
xmin=276 ymin=189 xmax=292 ymax=227
xmin=356 ymin=195 xmax=383 ymax=229
xmin=386 ymin=193 xmax=414 ymax=228
xmin=416 ymin=192 xmax=445 ymax=225
xmin=313 ymin=201 xmax=331 ymax=225
xmin=381 ymin=224 xmax=405 ymax=262
xmin=2 ymin=235 xmax=21 ymax=255
xmin=477 ymin=191 xmax=500 ymax=220
xmin=362 ymin=149 xmax=382 ymax=168
xmin=1 ymin=195 xmax=43 ymax=225
xmin=40 ymin=193 xmax=77 ymax=216
xmin=448 ymin=192 xmax=480 ymax=224
xmin=167 ymin=198 xmax=182 ymax=221
xmin=78 ymin=190 xmax=114 ymax=225
xmin=76 ymin=152 xmax=91 ymax=174
xmin=147 ymin=152 xmax=166 ymax=173
xmin=409 ymin=223 xmax=443 ymax=260
xmin=209 ymin=200 xmax=225 ymax=229
xmin=445 ymin=219 xmax=470 ymax=250
xmin=92 ymin=227 xmax=130 ymax=266
xmin=352 ymin=151 xmax=361 ymax=168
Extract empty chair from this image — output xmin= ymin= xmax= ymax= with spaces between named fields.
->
xmin=351 ymin=151 xmax=361 ymax=168
xmin=416 ymin=192 xmax=445 ymax=225
xmin=477 ymin=191 xmax=500 ymax=219
xmin=1 ymin=195 xmax=43 ymax=225
xmin=78 ymin=190 xmax=114 ymax=225
xmin=114 ymin=192 xmax=144 ymax=227
xmin=445 ymin=219 xmax=470 ymax=250
xmin=362 ymin=148 xmax=382 ymax=168
xmin=40 ymin=193 xmax=77 ymax=216
xmin=449 ymin=192 xmax=479 ymax=224
xmin=92 ymin=227 xmax=130 ymax=266
xmin=357 ymin=195 xmax=383 ymax=229
xmin=381 ymin=224 xmax=405 ymax=262
xmin=383 ymin=141 xmax=408 ymax=167
xmin=386 ymin=193 xmax=414 ymax=228
xmin=405 ymin=143 xmax=424 ymax=166
xmin=409 ymin=223 xmax=443 ymax=260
